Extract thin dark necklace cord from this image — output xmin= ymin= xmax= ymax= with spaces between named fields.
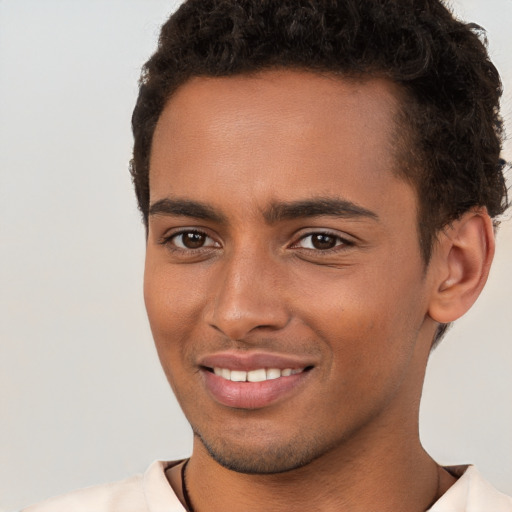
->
xmin=181 ymin=459 xmax=195 ymax=512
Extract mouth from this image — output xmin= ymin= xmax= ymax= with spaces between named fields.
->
xmin=198 ymin=353 xmax=315 ymax=409
xmin=204 ymin=366 xmax=311 ymax=382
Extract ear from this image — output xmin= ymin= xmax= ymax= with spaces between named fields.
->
xmin=427 ymin=208 xmax=495 ymax=324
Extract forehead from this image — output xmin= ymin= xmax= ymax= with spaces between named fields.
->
xmin=149 ymin=70 xmax=414 ymax=220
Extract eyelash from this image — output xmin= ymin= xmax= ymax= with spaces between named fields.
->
xmin=159 ymin=229 xmax=218 ymax=252
xmin=159 ymin=229 xmax=354 ymax=255
xmin=292 ymin=231 xmax=355 ymax=253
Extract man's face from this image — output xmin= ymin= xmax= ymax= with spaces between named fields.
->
xmin=145 ymin=70 xmax=438 ymax=473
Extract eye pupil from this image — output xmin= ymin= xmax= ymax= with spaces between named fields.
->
xmin=183 ymin=232 xmax=206 ymax=249
xmin=312 ymin=234 xmax=337 ymax=250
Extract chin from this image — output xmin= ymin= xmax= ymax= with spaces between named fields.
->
xmin=193 ymin=426 xmax=328 ymax=475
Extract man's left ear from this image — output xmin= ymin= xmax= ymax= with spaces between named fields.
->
xmin=428 ymin=208 xmax=495 ymax=324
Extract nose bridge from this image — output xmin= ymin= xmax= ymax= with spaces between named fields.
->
xmin=207 ymin=243 xmax=289 ymax=340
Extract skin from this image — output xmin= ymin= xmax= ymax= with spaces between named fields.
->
xmin=144 ymin=70 xmax=493 ymax=511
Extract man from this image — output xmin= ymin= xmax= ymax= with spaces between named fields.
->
xmin=23 ymin=0 xmax=511 ymax=510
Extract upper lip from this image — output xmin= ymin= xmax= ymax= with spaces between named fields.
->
xmin=198 ymin=351 xmax=316 ymax=372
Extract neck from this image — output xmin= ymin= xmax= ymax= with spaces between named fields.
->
xmin=170 ymin=422 xmax=455 ymax=512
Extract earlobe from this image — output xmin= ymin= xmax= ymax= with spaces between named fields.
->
xmin=428 ymin=208 xmax=495 ymax=324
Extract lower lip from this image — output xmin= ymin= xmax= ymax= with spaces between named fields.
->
xmin=202 ymin=369 xmax=311 ymax=409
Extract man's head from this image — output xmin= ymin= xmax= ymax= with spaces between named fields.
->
xmin=132 ymin=0 xmax=508 ymax=262
xmin=135 ymin=0 xmax=506 ymax=476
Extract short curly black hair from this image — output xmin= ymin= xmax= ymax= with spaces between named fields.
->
xmin=131 ymin=0 xmax=508 ymax=266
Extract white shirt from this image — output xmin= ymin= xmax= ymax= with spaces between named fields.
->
xmin=22 ymin=461 xmax=512 ymax=511
xmin=428 ymin=465 xmax=512 ymax=511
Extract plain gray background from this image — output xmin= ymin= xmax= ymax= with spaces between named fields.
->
xmin=0 ymin=1 xmax=511 ymax=510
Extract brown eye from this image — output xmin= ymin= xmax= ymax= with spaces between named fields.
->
xmin=182 ymin=232 xmax=206 ymax=248
xmin=295 ymin=232 xmax=349 ymax=251
xmin=310 ymin=234 xmax=337 ymax=250
xmin=171 ymin=231 xmax=217 ymax=250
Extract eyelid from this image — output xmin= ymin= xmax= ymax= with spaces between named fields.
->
xmin=290 ymin=229 xmax=355 ymax=251
xmin=158 ymin=227 xmax=221 ymax=250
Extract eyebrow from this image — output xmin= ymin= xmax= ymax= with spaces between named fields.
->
xmin=148 ymin=196 xmax=379 ymax=224
xmin=149 ymin=198 xmax=227 ymax=223
xmin=264 ymin=198 xmax=379 ymax=223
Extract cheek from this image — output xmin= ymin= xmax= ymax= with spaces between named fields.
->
xmin=143 ymin=261 xmax=201 ymax=399
xmin=143 ymin=256 xmax=203 ymax=361
xmin=145 ymin=253 xmax=198 ymax=319
xmin=295 ymin=260 xmax=426 ymax=369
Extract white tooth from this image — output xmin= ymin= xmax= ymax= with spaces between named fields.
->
xmin=213 ymin=367 xmax=223 ymax=376
xmin=291 ymin=368 xmax=303 ymax=375
xmin=281 ymin=368 xmax=292 ymax=377
xmin=266 ymin=368 xmax=281 ymax=380
xmin=230 ymin=370 xmax=247 ymax=382
xmin=221 ymin=368 xmax=231 ymax=380
xmin=247 ymin=368 xmax=267 ymax=382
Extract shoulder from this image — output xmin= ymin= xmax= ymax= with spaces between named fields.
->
xmin=431 ymin=465 xmax=512 ymax=512
xmin=21 ymin=474 xmax=145 ymax=512
xmin=20 ymin=460 xmax=185 ymax=512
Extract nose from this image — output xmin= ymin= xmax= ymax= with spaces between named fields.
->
xmin=205 ymin=248 xmax=291 ymax=341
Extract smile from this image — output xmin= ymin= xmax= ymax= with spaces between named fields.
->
xmin=198 ymin=352 xmax=316 ymax=409
xmin=201 ymin=365 xmax=313 ymax=409
xmin=211 ymin=367 xmax=305 ymax=382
